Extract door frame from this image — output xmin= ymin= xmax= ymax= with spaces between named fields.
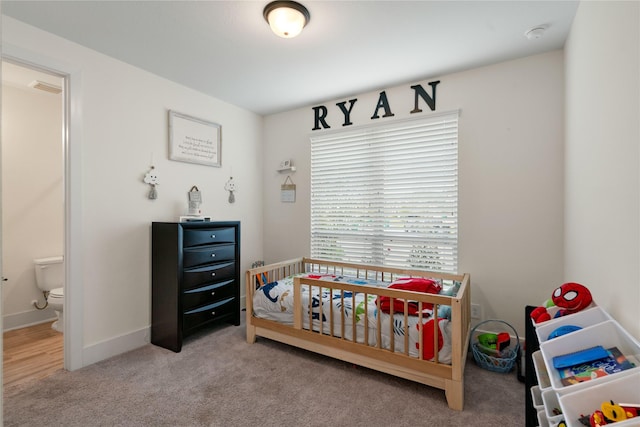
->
xmin=2 ymin=45 xmax=83 ymax=372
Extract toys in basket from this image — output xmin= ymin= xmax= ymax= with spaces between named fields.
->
xmin=477 ymin=332 xmax=511 ymax=356
xmin=471 ymin=320 xmax=520 ymax=373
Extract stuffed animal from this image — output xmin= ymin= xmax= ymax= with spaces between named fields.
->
xmin=530 ymin=282 xmax=592 ymax=324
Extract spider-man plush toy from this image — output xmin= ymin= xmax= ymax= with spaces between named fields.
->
xmin=530 ymin=282 xmax=593 ymax=324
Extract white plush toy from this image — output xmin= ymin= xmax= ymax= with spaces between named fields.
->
xmin=143 ymin=166 xmax=159 ymax=199
xmin=225 ymin=177 xmax=236 ymax=204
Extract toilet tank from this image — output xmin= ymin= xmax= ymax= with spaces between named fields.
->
xmin=34 ymin=256 xmax=64 ymax=291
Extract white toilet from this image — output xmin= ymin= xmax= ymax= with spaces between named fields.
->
xmin=34 ymin=256 xmax=64 ymax=333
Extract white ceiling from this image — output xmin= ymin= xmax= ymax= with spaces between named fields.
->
xmin=2 ymin=0 xmax=579 ymax=115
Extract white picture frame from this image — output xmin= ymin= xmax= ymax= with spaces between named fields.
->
xmin=168 ymin=110 xmax=221 ymax=167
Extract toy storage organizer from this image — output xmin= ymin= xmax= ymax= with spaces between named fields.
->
xmin=530 ymin=305 xmax=640 ymax=427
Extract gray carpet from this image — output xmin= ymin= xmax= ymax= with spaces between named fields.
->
xmin=4 ymin=320 xmax=525 ymax=426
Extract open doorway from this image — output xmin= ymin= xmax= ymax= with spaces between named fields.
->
xmin=1 ymin=60 xmax=65 ymax=388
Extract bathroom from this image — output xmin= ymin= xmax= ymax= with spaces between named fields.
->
xmin=2 ymin=60 xmax=65 ymax=384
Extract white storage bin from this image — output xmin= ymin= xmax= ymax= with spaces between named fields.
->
xmin=548 ymin=417 xmax=567 ymax=427
xmin=542 ymin=389 xmax=566 ymax=426
xmin=532 ymin=302 xmax=598 ymax=329
xmin=533 ymin=350 xmax=552 ymax=390
xmin=537 ymin=410 xmax=549 ymax=427
xmin=558 ymin=371 xmax=640 ymax=427
xmin=540 ymin=320 xmax=640 ymax=395
xmin=535 ymin=306 xmax=611 ymax=344
xmin=531 ymin=385 xmax=544 ymax=410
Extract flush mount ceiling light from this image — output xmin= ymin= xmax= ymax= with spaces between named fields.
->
xmin=525 ymin=26 xmax=547 ymax=40
xmin=263 ymin=1 xmax=310 ymax=38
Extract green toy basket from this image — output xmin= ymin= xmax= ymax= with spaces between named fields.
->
xmin=471 ymin=319 xmax=520 ymax=373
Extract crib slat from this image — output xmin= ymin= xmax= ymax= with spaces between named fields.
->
xmin=418 ymin=307 xmax=423 ymax=360
xmin=308 ymin=285 xmax=313 ymax=332
xmin=389 ymin=298 xmax=395 ymax=352
xmin=433 ymin=310 xmax=439 ymax=364
xmin=329 ymin=286 xmax=334 ymax=337
xmin=403 ymin=300 xmax=409 ymax=356
xmin=376 ymin=297 xmax=382 ymax=349
xmin=293 ymin=278 xmax=302 ymax=330
xmin=340 ymin=290 xmax=345 ymax=340
xmin=364 ymin=292 xmax=369 ymax=346
xmin=433 ymin=304 xmax=439 ymax=364
xmin=352 ymin=291 xmax=357 ymax=343
xmin=319 ymin=285 xmax=324 ymax=335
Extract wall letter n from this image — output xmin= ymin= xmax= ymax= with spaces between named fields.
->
xmin=410 ymin=80 xmax=440 ymax=113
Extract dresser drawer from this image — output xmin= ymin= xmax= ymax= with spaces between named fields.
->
xmin=183 ymin=297 xmax=236 ymax=331
xmin=183 ymin=244 xmax=235 ymax=268
xmin=183 ymin=227 xmax=235 ymax=248
xmin=182 ymin=261 xmax=235 ymax=290
xmin=182 ymin=280 xmax=235 ymax=311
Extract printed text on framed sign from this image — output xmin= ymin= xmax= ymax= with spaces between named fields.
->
xmin=169 ymin=110 xmax=221 ymax=167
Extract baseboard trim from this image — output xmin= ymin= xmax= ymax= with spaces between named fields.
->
xmin=3 ymin=309 xmax=57 ymax=331
xmin=82 ymin=326 xmax=150 ymax=367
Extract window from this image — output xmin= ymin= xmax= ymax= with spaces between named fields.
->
xmin=310 ymin=111 xmax=458 ymax=272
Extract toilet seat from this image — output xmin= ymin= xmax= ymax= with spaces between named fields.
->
xmin=49 ymin=287 xmax=64 ymax=298
xmin=48 ymin=288 xmax=64 ymax=312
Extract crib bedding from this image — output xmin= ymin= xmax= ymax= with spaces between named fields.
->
xmin=252 ymin=273 xmax=455 ymax=363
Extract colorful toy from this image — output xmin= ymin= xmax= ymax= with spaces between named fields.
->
xmin=548 ymin=324 xmax=582 ymax=340
xmin=601 ymin=400 xmax=636 ymax=422
xmin=477 ymin=332 xmax=511 ymax=354
xmin=530 ymin=282 xmax=592 ymax=324
xmin=579 ymin=401 xmax=639 ymax=426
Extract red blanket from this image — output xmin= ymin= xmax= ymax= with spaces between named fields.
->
xmin=418 ymin=318 xmax=447 ymax=360
xmin=377 ymin=277 xmax=442 ymax=315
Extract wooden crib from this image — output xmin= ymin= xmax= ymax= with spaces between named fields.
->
xmin=245 ymin=257 xmax=471 ymax=410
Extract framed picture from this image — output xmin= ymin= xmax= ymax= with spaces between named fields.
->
xmin=168 ymin=110 xmax=221 ymax=167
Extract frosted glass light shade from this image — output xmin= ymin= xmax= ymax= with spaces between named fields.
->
xmin=263 ymin=1 xmax=310 ymax=38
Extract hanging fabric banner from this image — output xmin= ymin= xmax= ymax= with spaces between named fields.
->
xmin=281 ymin=175 xmax=296 ymax=203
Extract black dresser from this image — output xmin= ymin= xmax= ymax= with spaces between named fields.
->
xmin=151 ymin=221 xmax=241 ymax=352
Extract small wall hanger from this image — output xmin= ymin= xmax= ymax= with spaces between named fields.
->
xmin=277 ymin=158 xmax=296 ymax=173
xmin=281 ymin=175 xmax=296 ymax=203
xmin=188 ymin=185 xmax=202 ymax=215
xmin=225 ymin=177 xmax=236 ymax=204
xmin=143 ymin=166 xmax=159 ymax=199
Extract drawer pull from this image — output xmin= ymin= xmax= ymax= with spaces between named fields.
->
xmin=211 ymin=253 xmax=216 ymax=257
xmin=211 ymin=311 xmax=216 ymax=316
xmin=211 ymin=291 xmax=216 ymax=296
xmin=211 ymin=234 xmax=216 ymax=238
xmin=211 ymin=272 xmax=216 ymax=277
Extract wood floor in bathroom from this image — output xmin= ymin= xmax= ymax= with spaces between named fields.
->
xmin=3 ymin=322 xmax=64 ymax=389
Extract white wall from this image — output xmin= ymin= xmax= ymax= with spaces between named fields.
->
xmin=2 ymin=17 xmax=264 ymax=364
xmin=264 ymin=51 xmax=565 ymax=335
xmin=1 ymin=82 xmax=62 ymax=329
xmin=565 ymin=1 xmax=640 ymax=338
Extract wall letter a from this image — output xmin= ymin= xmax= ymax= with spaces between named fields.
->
xmin=371 ymin=91 xmax=395 ymax=119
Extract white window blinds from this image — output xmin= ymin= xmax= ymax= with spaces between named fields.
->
xmin=310 ymin=111 xmax=458 ymax=272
